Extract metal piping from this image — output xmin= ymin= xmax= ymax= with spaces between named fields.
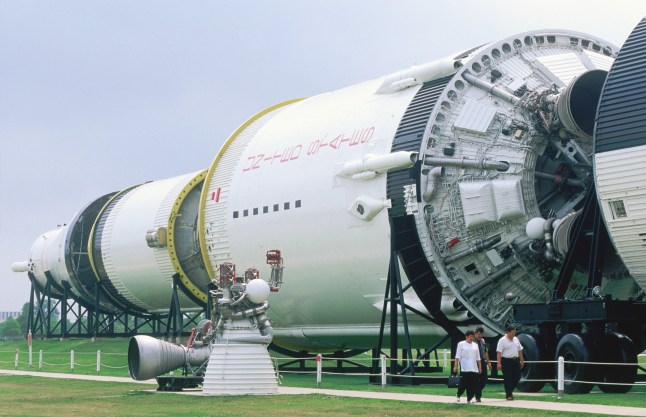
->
xmin=377 ymin=57 xmax=462 ymax=94
xmin=544 ymin=218 xmax=557 ymax=261
xmin=423 ymin=156 xmax=509 ymax=172
xmin=422 ymin=167 xmax=445 ymax=202
xmin=337 ymin=151 xmax=418 ymax=178
xmin=534 ymin=171 xmax=585 ymax=188
xmin=463 ymin=259 xmax=520 ymax=297
xmin=443 ymin=235 xmax=502 ymax=265
xmin=461 ymin=71 xmax=520 ymax=105
xmin=229 ymin=301 xmax=269 ymax=319
xmin=229 ymin=292 xmax=247 ymax=307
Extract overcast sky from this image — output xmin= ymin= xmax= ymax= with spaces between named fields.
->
xmin=1 ymin=1 xmax=645 ymax=312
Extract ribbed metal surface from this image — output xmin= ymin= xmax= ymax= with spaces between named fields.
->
xmin=596 ymin=144 xmax=646 ymax=291
xmin=386 ymin=76 xmax=454 ymax=328
xmin=202 ymin=343 xmax=277 ymax=395
xmin=583 ymin=50 xmax=614 ymax=71
xmin=537 ymin=52 xmax=589 ymax=85
xmin=65 ymin=192 xmax=116 ymax=308
xmin=92 ymin=189 xmax=142 ymax=312
xmin=203 ymin=106 xmax=291 ymax=272
xmin=595 ymin=17 xmax=646 ymax=153
xmin=595 ymin=18 xmax=646 ymax=293
xmin=453 ymin=98 xmax=497 ymax=134
xmin=153 ymin=178 xmax=187 ymax=282
xmin=387 ymin=77 xmax=450 ymax=217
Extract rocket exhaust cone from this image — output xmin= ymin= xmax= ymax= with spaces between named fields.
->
xmin=128 ymin=335 xmax=210 ymax=380
xmin=557 ymin=69 xmax=608 ymax=141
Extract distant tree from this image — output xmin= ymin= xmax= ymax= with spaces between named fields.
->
xmin=15 ymin=300 xmax=63 ymax=335
xmin=0 ymin=317 xmax=22 ymax=338
xmin=17 ymin=302 xmax=30 ymax=334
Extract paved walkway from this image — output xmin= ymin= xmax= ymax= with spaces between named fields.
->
xmin=279 ymin=387 xmax=646 ymax=416
xmin=1 ymin=369 xmax=644 ymax=416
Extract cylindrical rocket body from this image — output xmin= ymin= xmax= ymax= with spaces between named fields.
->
xmin=14 ymin=28 xmax=645 ymax=351
xmin=28 ymin=227 xmax=68 ymax=297
xmin=88 ymin=172 xmax=203 ymax=313
xmin=200 ymin=79 xmax=426 ymax=348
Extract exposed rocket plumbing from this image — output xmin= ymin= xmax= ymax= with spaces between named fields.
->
xmin=422 ymin=166 xmax=445 ymax=202
xmin=127 ymin=250 xmax=285 ymax=395
xmin=423 ymin=156 xmax=509 ymax=172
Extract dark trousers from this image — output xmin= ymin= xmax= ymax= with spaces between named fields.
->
xmin=456 ymin=371 xmax=479 ymax=401
xmin=501 ymin=357 xmax=521 ymax=397
xmin=475 ymin=367 xmax=488 ymax=400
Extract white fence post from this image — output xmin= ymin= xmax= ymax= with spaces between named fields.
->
xmin=557 ymin=356 xmax=564 ymax=399
xmin=39 ymin=350 xmax=43 ymax=370
xmin=316 ymin=354 xmax=322 ymax=387
xmin=97 ymin=350 xmax=101 ymax=373
xmin=381 ymin=354 xmax=387 ymax=390
xmin=443 ymin=349 xmax=448 ymax=369
xmin=14 ymin=349 xmax=19 ymax=369
xmin=70 ymin=350 xmax=75 ymax=372
xmin=28 ymin=330 xmax=32 ymax=368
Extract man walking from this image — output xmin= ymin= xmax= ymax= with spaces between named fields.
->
xmin=496 ymin=325 xmax=525 ymax=400
xmin=454 ymin=330 xmax=482 ymax=403
xmin=474 ymin=327 xmax=491 ymax=402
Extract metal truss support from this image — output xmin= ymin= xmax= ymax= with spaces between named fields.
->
xmin=373 ymin=229 xmax=415 ymax=383
xmin=553 ymin=188 xmax=609 ymax=300
xmin=165 ymin=274 xmax=184 ymax=340
xmin=25 ymin=271 xmax=205 ymax=339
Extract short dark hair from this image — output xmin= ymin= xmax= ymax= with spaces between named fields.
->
xmin=465 ymin=330 xmax=475 ymax=337
xmin=506 ymin=325 xmax=516 ymax=333
xmin=475 ymin=326 xmax=484 ymax=334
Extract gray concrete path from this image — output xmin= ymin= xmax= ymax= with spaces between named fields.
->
xmin=0 ymin=369 xmax=156 ymax=384
xmin=278 ymin=387 xmax=646 ymax=416
xmin=1 ymin=369 xmax=644 ymax=416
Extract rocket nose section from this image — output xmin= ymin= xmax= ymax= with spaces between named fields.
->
xmin=11 ymin=261 xmax=29 ymax=273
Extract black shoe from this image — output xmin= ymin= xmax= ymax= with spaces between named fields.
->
xmin=475 ymin=399 xmax=482 ymax=403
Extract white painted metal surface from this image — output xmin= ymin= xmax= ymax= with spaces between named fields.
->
xmin=16 ymin=27 xmax=645 ymax=354
xmin=98 ymin=172 xmax=202 ymax=312
xmin=28 ymin=227 xmax=69 ymax=295
xmin=595 ymin=144 xmax=646 ymax=293
xmin=202 ymin=74 xmax=428 ymax=348
xmin=202 ymin=342 xmax=277 ymax=396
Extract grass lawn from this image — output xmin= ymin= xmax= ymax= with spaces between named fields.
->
xmin=1 ymin=338 xmax=644 ymax=412
xmin=0 ymin=375 xmax=631 ymax=417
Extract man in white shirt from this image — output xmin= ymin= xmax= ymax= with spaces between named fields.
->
xmin=496 ymin=325 xmax=525 ymax=400
xmin=453 ymin=330 xmax=482 ymax=403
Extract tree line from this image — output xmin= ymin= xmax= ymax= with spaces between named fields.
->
xmin=0 ymin=303 xmax=31 ymax=339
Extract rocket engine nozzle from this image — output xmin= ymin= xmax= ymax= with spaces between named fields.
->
xmin=555 ymin=69 xmax=607 ymax=142
xmin=127 ymin=335 xmax=211 ymax=380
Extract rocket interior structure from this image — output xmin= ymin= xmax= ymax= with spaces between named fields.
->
xmin=13 ymin=20 xmax=646 ymax=393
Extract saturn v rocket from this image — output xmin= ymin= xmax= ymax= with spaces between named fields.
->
xmin=13 ymin=20 xmax=646 ymax=391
